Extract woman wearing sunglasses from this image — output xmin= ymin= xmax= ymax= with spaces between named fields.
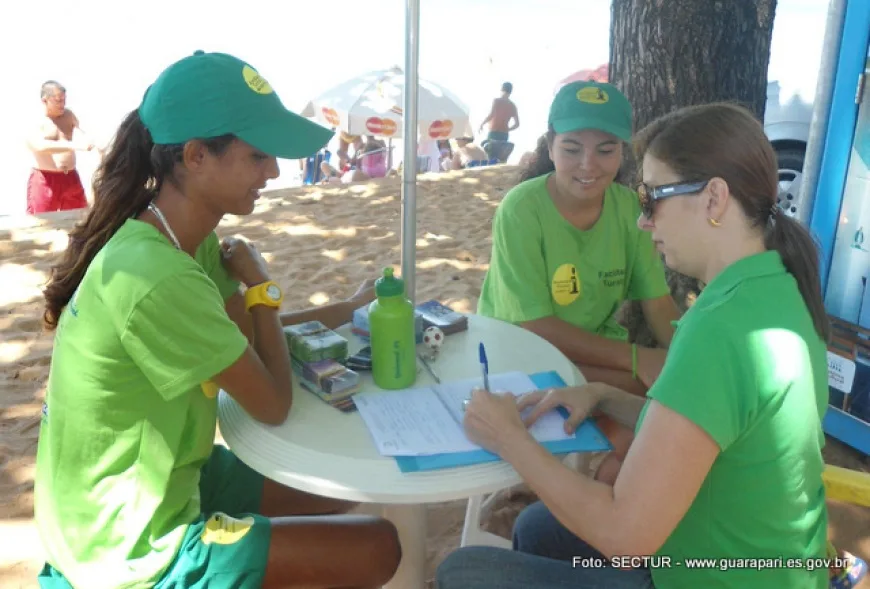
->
xmin=438 ymin=102 xmax=837 ymax=589
xmin=477 ymin=80 xmax=680 ymax=400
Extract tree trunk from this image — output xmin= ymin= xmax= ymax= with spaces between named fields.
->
xmin=609 ymin=0 xmax=778 ymax=346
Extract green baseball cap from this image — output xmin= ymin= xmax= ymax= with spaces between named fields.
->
xmin=548 ymin=81 xmax=633 ymax=141
xmin=139 ymin=50 xmax=333 ymax=159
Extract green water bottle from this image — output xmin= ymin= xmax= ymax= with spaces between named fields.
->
xmin=369 ymin=267 xmax=417 ymax=389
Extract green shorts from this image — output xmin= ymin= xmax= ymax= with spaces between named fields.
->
xmin=38 ymin=445 xmax=270 ymax=589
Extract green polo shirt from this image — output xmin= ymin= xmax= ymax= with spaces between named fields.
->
xmin=34 ymin=221 xmax=249 ymax=589
xmin=636 ymin=250 xmax=828 ymax=589
xmin=477 ymin=174 xmax=669 ymax=341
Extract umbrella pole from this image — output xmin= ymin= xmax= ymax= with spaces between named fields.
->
xmin=401 ymin=0 xmax=421 ymax=303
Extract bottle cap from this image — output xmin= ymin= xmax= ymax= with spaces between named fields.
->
xmin=375 ymin=267 xmax=405 ymax=298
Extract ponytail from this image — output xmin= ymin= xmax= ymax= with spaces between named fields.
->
xmin=764 ymin=213 xmax=831 ymax=342
xmin=42 ymin=111 xmax=238 ymax=330
xmin=42 ymin=109 xmax=157 ymax=330
xmin=634 ymin=103 xmax=831 ymax=343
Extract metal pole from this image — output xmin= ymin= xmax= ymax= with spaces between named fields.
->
xmin=794 ymin=0 xmax=847 ymax=225
xmin=401 ymin=0 xmax=420 ymax=303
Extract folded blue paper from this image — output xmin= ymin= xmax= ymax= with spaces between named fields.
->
xmin=394 ymin=370 xmax=612 ymax=473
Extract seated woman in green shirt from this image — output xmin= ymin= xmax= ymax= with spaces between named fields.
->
xmin=477 ymin=81 xmax=681 ymax=400
xmin=34 ymin=51 xmax=400 ymax=589
xmin=441 ymin=103 xmax=834 ymax=589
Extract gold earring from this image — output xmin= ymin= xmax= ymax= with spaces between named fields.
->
xmin=708 ymin=217 xmax=721 ymax=227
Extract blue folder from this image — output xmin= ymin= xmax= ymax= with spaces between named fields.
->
xmin=394 ymin=370 xmax=613 ymax=473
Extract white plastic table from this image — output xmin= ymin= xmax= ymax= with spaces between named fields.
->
xmin=218 ymin=313 xmax=583 ymax=589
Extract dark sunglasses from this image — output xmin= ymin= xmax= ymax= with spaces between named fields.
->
xmin=636 ymin=180 xmax=710 ymax=218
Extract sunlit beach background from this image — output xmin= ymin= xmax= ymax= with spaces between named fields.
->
xmin=0 ymin=0 xmax=826 ymax=216
xmin=5 ymin=3 xmax=867 ymax=587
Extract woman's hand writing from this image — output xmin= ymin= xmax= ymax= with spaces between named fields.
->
xmin=462 ymin=388 xmax=530 ymax=455
xmin=520 ymin=384 xmax=605 ymax=434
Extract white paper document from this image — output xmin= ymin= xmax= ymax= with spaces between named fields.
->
xmin=353 ymin=371 xmax=574 ymax=456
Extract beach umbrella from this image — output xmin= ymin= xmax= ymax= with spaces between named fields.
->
xmin=302 ymin=9 xmax=459 ymax=300
xmin=300 ymin=65 xmax=472 ymax=142
xmin=555 ymin=63 xmax=609 ymax=93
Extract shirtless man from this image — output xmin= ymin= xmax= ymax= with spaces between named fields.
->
xmin=26 ymin=81 xmax=99 ymax=214
xmin=478 ymin=81 xmax=520 ymax=143
xmin=444 ymin=136 xmax=489 ymax=170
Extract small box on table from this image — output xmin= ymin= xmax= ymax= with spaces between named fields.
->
xmin=416 ymin=299 xmax=468 ymax=335
xmin=291 ymin=358 xmax=360 ymax=412
xmin=285 ymin=321 xmax=357 ymax=411
xmin=283 ymin=321 xmax=348 ymax=363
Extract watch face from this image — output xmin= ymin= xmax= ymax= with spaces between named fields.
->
xmin=266 ymin=284 xmax=281 ymax=301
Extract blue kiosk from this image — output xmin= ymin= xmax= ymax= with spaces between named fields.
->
xmin=805 ymin=0 xmax=870 ymax=455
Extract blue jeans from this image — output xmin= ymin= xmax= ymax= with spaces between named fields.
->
xmin=436 ymin=501 xmax=655 ymax=589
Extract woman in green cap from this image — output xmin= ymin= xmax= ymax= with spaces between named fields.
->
xmin=478 ymin=81 xmax=679 ymax=395
xmin=477 ymin=80 xmax=680 ymax=458
xmin=34 ymin=51 xmax=400 ymax=589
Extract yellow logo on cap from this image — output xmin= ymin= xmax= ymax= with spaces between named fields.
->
xmin=552 ymin=263 xmax=582 ymax=306
xmin=577 ymin=86 xmax=608 ymax=104
xmin=242 ymin=65 xmax=273 ymax=95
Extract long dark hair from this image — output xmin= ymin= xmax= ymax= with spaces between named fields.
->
xmin=518 ymin=128 xmax=556 ymax=183
xmin=42 ymin=109 xmax=234 ymax=330
xmin=634 ymin=102 xmax=830 ymax=342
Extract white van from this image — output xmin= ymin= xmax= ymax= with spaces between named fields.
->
xmin=766 ymin=0 xmax=829 ymax=217
xmin=767 ymin=79 xmax=813 ymax=217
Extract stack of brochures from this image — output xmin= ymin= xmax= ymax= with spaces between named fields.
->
xmin=415 ymin=299 xmax=468 ymax=335
xmin=352 ymin=370 xmax=612 ymax=471
xmin=284 ymin=321 xmax=360 ymax=411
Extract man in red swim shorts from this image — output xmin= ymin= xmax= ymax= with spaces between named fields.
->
xmin=26 ymin=81 xmax=101 ymax=214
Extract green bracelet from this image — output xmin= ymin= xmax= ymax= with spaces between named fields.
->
xmin=631 ymin=343 xmax=638 ymax=380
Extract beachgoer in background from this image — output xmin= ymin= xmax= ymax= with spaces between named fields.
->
xmin=321 ymin=134 xmax=389 ymax=182
xmin=438 ymin=139 xmax=453 ymax=166
xmin=356 ymin=135 xmax=389 ymax=179
xmin=321 ymin=132 xmax=364 ymax=182
xmin=34 ymin=50 xmax=400 ymax=589
xmin=479 ymin=82 xmax=520 ymax=163
xmin=479 ymin=81 xmax=519 ymax=142
xmin=26 ymin=81 xmax=102 ymax=214
xmin=443 ymin=136 xmax=489 ymax=170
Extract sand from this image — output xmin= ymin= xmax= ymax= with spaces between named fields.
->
xmin=2 ymin=165 xmax=869 ymax=588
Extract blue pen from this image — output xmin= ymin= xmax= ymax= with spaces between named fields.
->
xmin=479 ymin=342 xmax=490 ymax=392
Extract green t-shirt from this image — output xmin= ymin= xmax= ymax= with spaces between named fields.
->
xmin=34 ymin=219 xmax=249 ymax=589
xmin=477 ymin=174 xmax=669 ymax=341
xmin=636 ymin=251 xmax=828 ymax=589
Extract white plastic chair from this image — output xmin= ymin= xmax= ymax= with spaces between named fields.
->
xmin=459 ymin=453 xmax=599 ymax=548
xmin=461 ymin=366 xmax=597 ymax=548
xmin=460 ymin=493 xmax=512 ymax=548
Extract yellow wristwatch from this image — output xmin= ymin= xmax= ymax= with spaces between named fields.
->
xmin=244 ymin=281 xmax=284 ymax=311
